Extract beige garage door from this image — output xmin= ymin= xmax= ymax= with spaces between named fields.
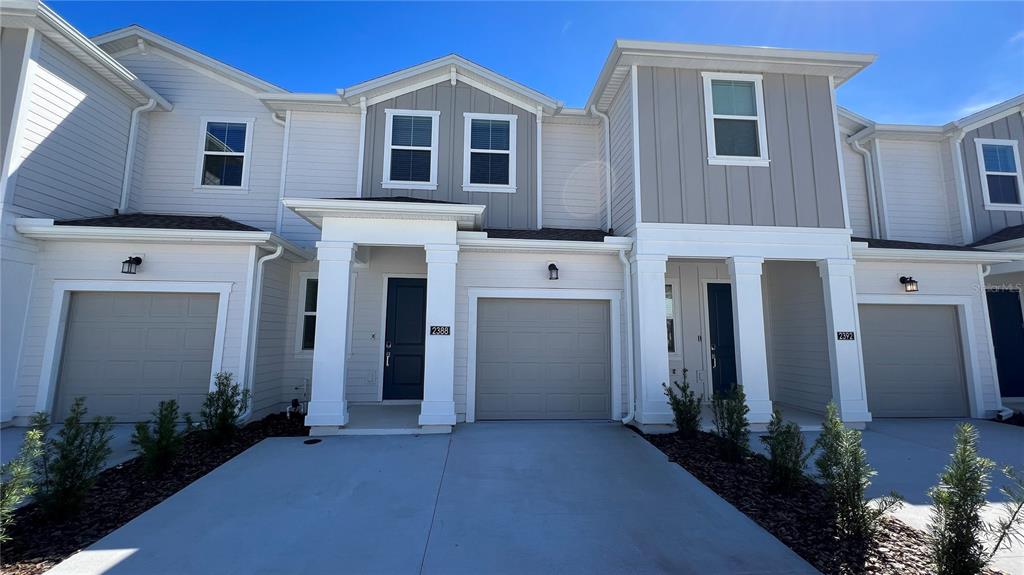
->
xmin=859 ymin=304 xmax=968 ymax=418
xmin=476 ymin=299 xmax=611 ymax=420
xmin=55 ymin=292 xmax=218 ymax=422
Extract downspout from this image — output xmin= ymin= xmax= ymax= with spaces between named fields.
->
xmin=591 ymin=105 xmax=613 ymax=233
xmin=980 ymin=264 xmax=1015 ymax=420
xmin=618 ymin=248 xmax=636 ymax=424
xmin=848 ymin=138 xmax=880 ymax=238
xmin=119 ymin=98 xmax=157 ymax=213
xmin=241 ymin=243 xmax=285 ymax=419
xmin=355 ymin=97 xmax=367 ymax=197
xmin=536 ymin=106 xmax=544 ymax=230
xmin=273 ymin=111 xmax=291 ymax=235
xmin=950 ymin=130 xmax=975 ymax=244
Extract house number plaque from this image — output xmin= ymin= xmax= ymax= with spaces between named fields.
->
xmin=430 ymin=326 xmax=451 ymax=336
xmin=836 ymin=331 xmax=855 ymax=341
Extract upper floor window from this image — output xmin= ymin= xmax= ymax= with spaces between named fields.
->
xmin=976 ymin=138 xmax=1023 ymax=210
xmin=383 ymin=109 xmax=440 ymax=190
xmin=701 ymin=72 xmax=769 ymax=168
xmin=196 ymin=117 xmax=253 ymax=189
xmin=463 ymin=113 xmax=517 ymax=193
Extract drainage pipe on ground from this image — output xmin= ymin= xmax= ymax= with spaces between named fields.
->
xmin=241 ymin=243 xmax=284 ymax=419
xmin=618 ymin=248 xmax=636 ymax=424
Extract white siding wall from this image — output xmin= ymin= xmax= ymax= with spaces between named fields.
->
xmin=763 ymin=261 xmax=831 ymax=413
xmin=117 ymin=49 xmax=283 ymax=232
xmin=11 ymin=37 xmax=133 ymax=219
xmin=855 ymin=261 xmax=1001 ymax=415
xmin=541 ymin=120 xmax=603 ymax=230
xmin=842 ymin=140 xmax=872 ymax=237
xmin=608 ymin=74 xmax=635 ymax=236
xmin=940 ymin=141 xmax=964 ymax=245
xmin=12 ymin=241 xmax=254 ymax=421
xmin=251 ymin=255 xmax=290 ymax=416
xmin=877 ymin=139 xmax=960 ymax=245
xmin=281 ymin=111 xmax=360 ymax=246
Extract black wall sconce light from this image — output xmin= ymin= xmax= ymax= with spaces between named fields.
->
xmin=121 ymin=256 xmax=143 ymax=274
xmin=548 ymin=262 xmax=559 ymax=280
xmin=899 ymin=276 xmax=918 ymax=293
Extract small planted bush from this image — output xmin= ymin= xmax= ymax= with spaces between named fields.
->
xmin=814 ymin=402 xmax=901 ymax=539
xmin=33 ymin=398 xmax=114 ymax=516
xmin=663 ymin=369 xmax=701 ymax=438
xmin=200 ymin=372 xmax=249 ymax=441
xmin=928 ymin=423 xmax=1024 ymax=575
xmin=760 ymin=409 xmax=814 ymax=491
xmin=710 ymin=385 xmax=749 ymax=461
xmin=0 ymin=426 xmax=44 ymax=542
xmin=132 ymin=400 xmax=192 ymax=474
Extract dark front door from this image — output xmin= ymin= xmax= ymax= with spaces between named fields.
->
xmin=987 ymin=290 xmax=1024 ymax=398
xmin=707 ymin=283 xmax=738 ymax=396
xmin=383 ymin=278 xmax=427 ymax=400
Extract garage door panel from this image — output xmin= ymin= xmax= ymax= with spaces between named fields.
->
xmin=860 ymin=304 xmax=967 ymax=418
xmin=476 ymin=299 xmax=611 ymax=420
xmin=56 ymin=292 xmax=217 ymax=422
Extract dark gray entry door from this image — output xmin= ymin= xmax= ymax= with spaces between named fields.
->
xmin=382 ymin=278 xmax=427 ymax=400
xmin=986 ymin=290 xmax=1024 ymax=398
xmin=707 ymin=283 xmax=737 ymax=396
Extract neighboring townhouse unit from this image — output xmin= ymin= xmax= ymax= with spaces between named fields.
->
xmin=2 ymin=1 xmax=1020 ymax=435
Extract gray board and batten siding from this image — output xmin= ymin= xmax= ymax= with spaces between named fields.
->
xmin=960 ymin=111 xmax=1024 ymax=241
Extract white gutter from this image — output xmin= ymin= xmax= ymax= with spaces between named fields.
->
xmin=273 ymin=111 xmax=291 ymax=235
xmin=618 ymin=248 xmax=636 ymax=424
xmin=848 ymin=138 xmax=880 ymax=237
xmin=119 ymin=98 xmax=157 ymax=212
xmin=240 ymin=243 xmax=284 ymax=419
xmin=590 ymin=105 xmax=614 ymax=233
xmin=456 ymin=234 xmax=633 ymax=254
xmin=851 ymin=244 xmax=1024 ymax=265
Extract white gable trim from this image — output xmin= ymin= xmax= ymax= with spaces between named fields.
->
xmin=363 ymin=71 xmax=542 ymax=116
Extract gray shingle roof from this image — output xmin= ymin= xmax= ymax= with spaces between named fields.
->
xmin=484 ymin=228 xmax=611 ymax=242
xmin=852 ymin=236 xmax=984 ymax=252
xmin=970 ymin=225 xmax=1024 ymax=247
xmin=55 ymin=213 xmax=262 ymax=232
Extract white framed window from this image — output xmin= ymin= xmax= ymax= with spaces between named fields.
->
xmin=665 ymin=281 xmax=681 ymax=355
xmin=462 ymin=112 xmax=517 ymax=193
xmin=975 ymin=138 xmax=1024 ymax=211
xmin=296 ymin=274 xmax=318 ymax=351
xmin=382 ymin=109 xmax=440 ymax=190
xmin=701 ymin=72 xmax=769 ymax=167
xmin=195 ymin=117 xmax=254 ymax=189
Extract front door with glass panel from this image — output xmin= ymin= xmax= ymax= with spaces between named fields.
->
xmin=382 ymin=278 xmax=427 ymax=400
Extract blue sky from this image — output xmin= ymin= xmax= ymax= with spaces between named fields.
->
xmin=54 ymin=1 xmax=1024 ymax=125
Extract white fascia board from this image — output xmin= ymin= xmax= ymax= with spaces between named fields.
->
xmin=282 ymin=198 xmax=486 ymax=230
xmin=852 ymin=244 xmax=1024 ymax=264
xmin=257 ymin=92 xmax=355 ymax=114
xmin=14 ymin=218 xmax=286 ymax=247
xmin=91 ymin=25 xmax=286 ymax=94
xmin=457 ymin=233 xmax=633 ymax=254
xmin=952 ymin=94 xmax=1024 ymax=133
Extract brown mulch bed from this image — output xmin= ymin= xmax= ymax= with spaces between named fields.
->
xmin=2 ymin=413 xmax=308 ymax=575
xmin=643 ymin=429 xmax=1002 ymax=575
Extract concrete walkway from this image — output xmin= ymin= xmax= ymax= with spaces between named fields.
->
xmin=48 ymin=422 xmax=817 ymax=575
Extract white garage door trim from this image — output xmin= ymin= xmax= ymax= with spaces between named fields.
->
xmin=857 ymin=294 xmax=986 ymax=418
xmin=36 ymin=280 xmax=233 ymax=415
xmin=466 ymin=288 xmax=622 ymax=423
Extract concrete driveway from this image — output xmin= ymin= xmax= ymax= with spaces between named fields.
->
xmin=48 ymin=422 xmax=817 ymax=575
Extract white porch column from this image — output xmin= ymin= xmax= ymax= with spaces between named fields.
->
xmin=727 ymin=256 xmax=772 ymax=424
xmin=420 ymin=244 xmax=458 ymax=427
xmin=817 ymin=258 xmax=872 ymax=423
xmin=306 ymin=241 xmax=355 ymax=429
xmin=634 ymin=254 xmax=672 ymax=424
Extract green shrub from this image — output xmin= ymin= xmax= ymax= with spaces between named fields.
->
xmin=200 ymin=372 xmax=249 ymax=441
xmin=0 ymin=426 xmax=44 ymax=542
xmin=928 ymin=423 xmax=1024 ymax=575
xmin=33 ymin=399 xmax=114 ymax=516
xmin=814 ymin=402 xmax=901 ymax=539
xmin=663 ymin=369 xmax=701 ymax=438
xmin=710 ymin=385 xmax=749 ymax=461
xmin=132 ymin=400 xmax=192 ymax=474
xmin=760 ymin=409 xmax=814 ymax=491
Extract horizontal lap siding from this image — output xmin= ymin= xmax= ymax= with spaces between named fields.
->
xmin=117 ymin=50 xmax=282 ymax=232
xmin=542 ymin=121 xmax=603 ymax=229
xmin=13 ymin=242 xmax=253 ymax=419
xmin=877 ymin=139 xmax=959 ymax=244
xmin=961 ymin=113 xmax=1024 ymax=241
xmin=635 ymin=67 xmax=845 ymax=228
xmin=608 ymin=75 xmax=635 ymax=235
xmin=12 ymin=37 xmax=133 ymax=219
xmin=252 ymin=256 xmax=290 ymax=416
xmin=362 ymin=83 xmax=537 ymax=230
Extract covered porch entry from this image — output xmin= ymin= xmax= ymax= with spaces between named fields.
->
xmin=284 ymin=198 xmax=485 ymax=435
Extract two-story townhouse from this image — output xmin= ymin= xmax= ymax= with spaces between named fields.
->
xmin=837 ymin=95 xmax=1024 ymax=408
xmin=2 ymin=1 xmax=1019 ymax=434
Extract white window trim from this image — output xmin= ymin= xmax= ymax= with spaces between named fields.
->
xmin=462 ymin=112 xmax=517 ymax=193
xmin=382 ymin=109 xmax=440 ymax=190
xmin=701 ymin=72 xmax=770 ymax=168
xmin=975 ymin=138 xmax=1024 ymax=212
xmin=665 ymin=279 xmax=682 ymax=358
xmin=295 ymin=272 xmax=318 ymax=353
xmin=194 ymin=116 xmax=255 ymax=191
